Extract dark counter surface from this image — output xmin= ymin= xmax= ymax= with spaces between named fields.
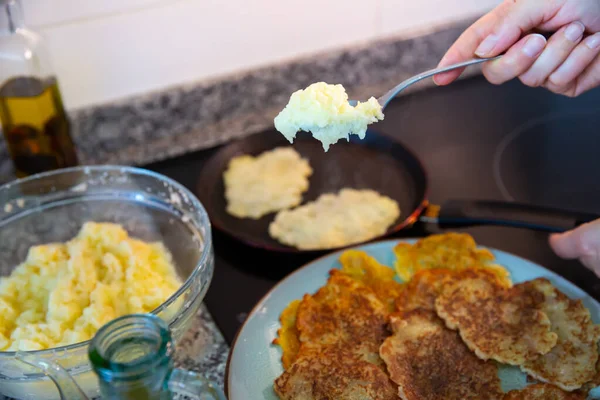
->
xmin=146 ymin=75 xmax=600 ymax=344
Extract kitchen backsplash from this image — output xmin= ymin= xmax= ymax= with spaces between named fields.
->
xmin=0 ymin=17 xmax=486 ymax=182
xmin=25 ymin=0 xmax=500 ymax=109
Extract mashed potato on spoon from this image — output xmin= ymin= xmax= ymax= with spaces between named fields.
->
xmin=274 ymin=82 xmax=384 ymax=151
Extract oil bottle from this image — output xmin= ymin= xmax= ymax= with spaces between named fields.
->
xmin=0 ymin=0 xmax=78 ymax=178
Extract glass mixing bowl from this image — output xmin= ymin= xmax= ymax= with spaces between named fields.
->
xmin=0 ymin=166 xmax=214 ymax=400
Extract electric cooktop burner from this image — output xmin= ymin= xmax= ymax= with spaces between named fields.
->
xmin=493 ymin=108 xmax=600 ymax=213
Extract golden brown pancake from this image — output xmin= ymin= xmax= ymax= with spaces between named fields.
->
xmin=393 ymin=232 xmax=510 ymax=284
xmin=295 ymin=270 xmax=389 ymax=365
xmin=395 ymin=267 xmax=510 ymax=313
xmin=435 ymin=276 xmax=558 ymax=365
xmin=274 ymin=345 xmax=397 ymax=400
xmin=338 ymin=250 xmax=404 ymax=312
xmin=520 ymin=278 xmax=600 ymax=391
xmin=273 ymin=251 xmax=400 ymax=370
xmin=503 ymin=383 xmax=586 ymax=399
xmin=379 ymin=309 xmax=503 ymax=400
xmin=273 ymin=299 xmax=301 ymax=370
xmin=273 ymin=269 xmax=396 ymax=399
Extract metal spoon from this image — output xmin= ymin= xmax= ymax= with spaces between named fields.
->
xmin=349 ymin=55 xmax=502 ymax=109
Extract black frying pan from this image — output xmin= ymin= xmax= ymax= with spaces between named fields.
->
xmin=196 ymin=130 xmax=599 ymax=253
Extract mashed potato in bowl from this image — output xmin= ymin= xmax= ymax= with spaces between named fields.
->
xmin=0 ymin=222 xmax=182 ymax=351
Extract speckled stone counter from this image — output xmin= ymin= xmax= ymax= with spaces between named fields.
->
xmin=173 ymin=304 xmax=229 ymax=389
xmin=0 ymin=18 xmax=480 ymax=397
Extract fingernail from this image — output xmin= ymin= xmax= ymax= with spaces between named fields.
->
xmin=586 ymin=33 xmax=600 ymax=49
xmin=475 ymin=34 xmax=499 ymax=56
xmin=522 ymin=34 xmax=546 ymax=57
xmin=564 ymin=21 xmax=585 ymax=42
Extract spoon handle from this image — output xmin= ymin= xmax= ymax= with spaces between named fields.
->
xmin=377 ymin=55 xmax=502 ymax=108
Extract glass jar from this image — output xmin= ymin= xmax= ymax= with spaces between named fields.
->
xmin=0 ymin=0 xmax=78 ymax=177
xmin=90 ymin=314 xmax=226 ymax=400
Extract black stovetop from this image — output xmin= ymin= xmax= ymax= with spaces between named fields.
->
xmin=145 ymin=75 xmax=600 ymax=344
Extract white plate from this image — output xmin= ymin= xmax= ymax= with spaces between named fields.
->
xmin=226 ymin=239 xmax=600 ymax=399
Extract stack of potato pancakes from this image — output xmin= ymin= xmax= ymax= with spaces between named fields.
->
xmin=272 ymin=233 xmax=600 ymax=400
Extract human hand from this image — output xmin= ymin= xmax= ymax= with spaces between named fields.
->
xmin=550 ymin=219 xmax=600 ymax=277
xmin=434 ymin=0 xmax=600 ymax=97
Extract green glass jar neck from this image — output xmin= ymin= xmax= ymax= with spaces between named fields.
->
xmin=88 ymin=314 xmax=175 ymax=400
xmin=1 ymin=0 xmax=24 ymax=35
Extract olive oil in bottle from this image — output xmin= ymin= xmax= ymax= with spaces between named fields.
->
xmin=0 ymin=0 xmax=78 ymax=178
xmin=0 ymin=77 xmax=78 ymax=177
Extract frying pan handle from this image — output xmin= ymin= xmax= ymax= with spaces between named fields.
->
xmin=428 ymin=199 xmax=600 ymax=233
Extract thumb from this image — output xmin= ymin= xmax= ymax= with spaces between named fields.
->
xmin=549 ymin=220 xmax=600 ymax=276
xmin=435 ymin=0 xmax=555 ymax=85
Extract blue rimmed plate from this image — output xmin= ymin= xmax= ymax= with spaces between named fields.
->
xmin=226 ymin=239 xmax=600 ymax=399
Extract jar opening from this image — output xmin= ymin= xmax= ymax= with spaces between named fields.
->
xmin=89 ymin=314 xmax=172 ymax=382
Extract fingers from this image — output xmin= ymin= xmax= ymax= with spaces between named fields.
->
xmin=545 ymin=33 xmax=600 ymax=96
xmin=481 ymin=34 xmax=547 ymax=85
xmin=549 ymin=220 xmax=600 ymax=277
xmin=481 ymin=27 xmax=600 ymax=95
xmin=549 ymin=231 xmax=585 ymax=260
xmin=519 ymin=22 xmax=585 ymax=87
xmin=568 ymin=51 xmax=600 ymax=96
xmin=435 ymin=0 xmax=553 ymax=85
xmin=434 ymin=10 xmax=502 ymax=85
xmin=473 ymin=0 xmax=549 ymax=57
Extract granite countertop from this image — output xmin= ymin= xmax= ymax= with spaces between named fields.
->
xmin=173 ymin=304 xmax=229 ymax=388
xmin=0 ymin=18 xmax=480 ymax=398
